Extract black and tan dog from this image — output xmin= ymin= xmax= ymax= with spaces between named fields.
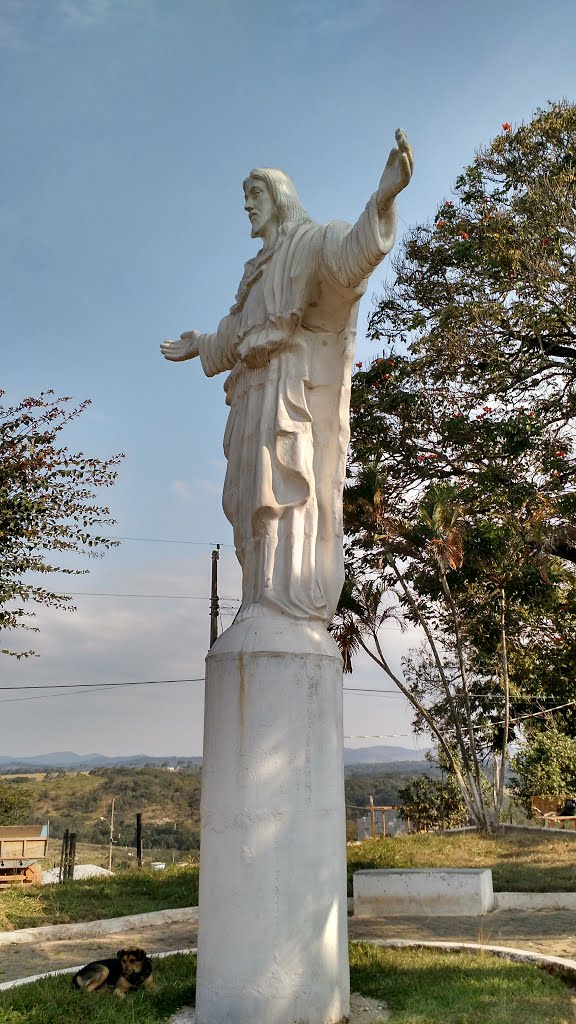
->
xmin=72 ymin=948 xmax=153 ymax=997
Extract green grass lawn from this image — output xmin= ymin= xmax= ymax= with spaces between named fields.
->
xmin=1 ymin=947 xmax=573 ymax=1024
xmin=0 ymin=866 xmax=199 ymax=931
xmin=2 ymin=830 xmax=576 ymax=933
xmin=0 ymin=953 xmax=196 ymax=1024
xmin=349 ymin=943 xmax=575 ymax=1024
xmin=347 ymin=829 xmax=576 ymax=895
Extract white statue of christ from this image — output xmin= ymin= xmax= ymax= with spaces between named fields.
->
xmin=161 ymin=130 xmax=413 ymax=625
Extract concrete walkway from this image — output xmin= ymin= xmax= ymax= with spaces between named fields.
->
xmin=349 ymin=908 xmax=576 ymax=961
xmin=2 ymin=905 xmax=576 ymax=986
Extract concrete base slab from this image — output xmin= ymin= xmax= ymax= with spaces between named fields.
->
xmin=354 ymin=868 xmax=494 ymax=917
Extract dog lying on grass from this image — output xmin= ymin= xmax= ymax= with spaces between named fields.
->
xmin=72 ymin=948 xmax=153 ymax=997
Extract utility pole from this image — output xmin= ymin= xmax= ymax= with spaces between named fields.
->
xmin=108 ymin=798 xmax=114 ymax=872
xmin=100 ymin=798 xmax=115 ymax=872
xmin=210 ymin=545 xmax=220 ymax=648
xmin=136 ymin=812 xmax=143 ymax=868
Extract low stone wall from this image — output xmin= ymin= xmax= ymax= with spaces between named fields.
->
xmin=0 ymin=906 xmax=198 ymax=946
xmin=495 ymin=892 xmax=576 ymax=910
xmin=353 ymin=868 xmax=494 ymax=917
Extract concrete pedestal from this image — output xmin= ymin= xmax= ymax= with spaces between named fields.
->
xmin=195 ymin=616 xmax=349 ymax=1024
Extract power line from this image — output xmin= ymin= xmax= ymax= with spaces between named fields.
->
xmin=103 ymin=535 xmax=234 ymax=548
xmin=0 ymin=678 xmax=205 ymax=704
xmin=0 ymin=686 xmax=135 ymax=704
xmin=0 ymin=677 xmax=205 ymax=691
xmin=344 ymin=687 xmax=576 ymax=701
xmin=50 ymin=591 xmax=240 ymax=602
xmin=1 ymin=678 xmax=574 ymax=706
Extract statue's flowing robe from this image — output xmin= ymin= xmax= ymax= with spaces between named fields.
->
xmin=197 ymin=194 xmax=397 ymax=624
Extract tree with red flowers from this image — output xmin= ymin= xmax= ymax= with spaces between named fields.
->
xmin=0 ymin=391 xmax=123 ymax=657
xmin=333 ymin=103 xmax=576 ymax=828
xmin=371 ymin=98 xmax=576 ymax=506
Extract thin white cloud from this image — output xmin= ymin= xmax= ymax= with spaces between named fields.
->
xmin=0 ymin=0 xmax=153 ymax=47
xmin=59 ymin=0 xmax=114 ymax=25
xmin=0 ymin=0 xmax=28 ymax=49
xmin=171 ymin=478 xmax=222 ymax=501
xmin=294 ymin=0 xmax=397 ymax=35
xmin=59 ymin=0 xmax=155 ymax=25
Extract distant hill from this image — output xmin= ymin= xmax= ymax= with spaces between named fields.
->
xmin=0 ymin=755 xmax=430 ymax=849
xmin=0 ymin=752 xmax=202 ymax=771
xmin=344 ymin=745 xmax=428 ymax=765
xmin=0 ymin=746 xmax=425 ymax=771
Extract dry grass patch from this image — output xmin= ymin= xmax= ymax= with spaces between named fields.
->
xmin=347 ymin=829 xmax=576 ymax=893
xmin=0 ymin=865 xmax=199 ymax=932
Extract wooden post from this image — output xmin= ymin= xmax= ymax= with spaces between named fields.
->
xmin=381 ymin=810 xmax=386 ymax=837
xmin=136 ymin=813 xmax=143 ymax=867
xmin=59 ymin=830 xmax=69 ymax=883
xmin=67 ymin=833 xmax=77 ymax=882
xmin=369 ymin=796 xmax=376 ymax=839
xmin=108 ymin=798 xmax=115 ymax=872
xmin=210 ymin=545 xmax=220 ymax=648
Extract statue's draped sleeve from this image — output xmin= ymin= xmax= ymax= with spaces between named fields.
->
xmin=197 ymin=314 xmax=237 ymax=377
xmin=321 ymin=193 xmax=397 ymax=291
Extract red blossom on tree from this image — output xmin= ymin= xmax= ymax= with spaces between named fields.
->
xmin=0 ymin=390 xmax=123 ymax=657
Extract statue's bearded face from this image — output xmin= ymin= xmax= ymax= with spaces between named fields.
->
xmin=244 ymin=178 xmax=279 ymax=239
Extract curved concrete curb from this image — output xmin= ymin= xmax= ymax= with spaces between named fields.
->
xmin=496 ymin=892 xmax=576 ymax=910
xmin=0 ymin=906 xmax=198 ymax=946
xmin=356 ymin=938 xmax=576 ymax=980
xmin=3 ymin=939 xmax=576 ymax=994
xmin=0 ymin=948 xmax=198 ymax=991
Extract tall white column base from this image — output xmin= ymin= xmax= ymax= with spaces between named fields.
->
xmin=195 ymin=616 xmax=349 ymax=1024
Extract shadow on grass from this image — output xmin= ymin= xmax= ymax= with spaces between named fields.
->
xmin=350 ymin=943 xmax=574 ymax=1024
xmin=2 ymin=948 xmax=574 ymax=1024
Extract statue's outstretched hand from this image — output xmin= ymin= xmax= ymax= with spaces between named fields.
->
xmin=377 ymin=129 xmax=414 ymax=211
xmin=160 ymin=330 xmax=200 ymax=362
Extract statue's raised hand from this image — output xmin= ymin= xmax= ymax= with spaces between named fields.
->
xmin=377 ymin=129 xmax=414 ymax=212
xmin=160 ymin=330 xmax=200 ymax=362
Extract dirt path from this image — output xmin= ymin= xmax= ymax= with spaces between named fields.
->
xmin=0 ymin=919 xmax=198 ymax=986
xmin=348 ymin=908 xmax=576 ymax=960
xmin=2 ymin=909 xmax=576 ymax=986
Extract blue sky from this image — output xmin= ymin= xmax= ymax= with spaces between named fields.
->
xmin=1 ymin=0 xmax=575 ymax=757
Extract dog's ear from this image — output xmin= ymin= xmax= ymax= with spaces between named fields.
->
xmin=135 ymin=949 xmax=146 ymax=960
xmin=117 ymin=949 xmax=125 ymax=959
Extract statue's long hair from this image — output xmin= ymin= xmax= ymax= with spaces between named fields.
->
xmin=243 ymin=168 xmax=311 ymax=236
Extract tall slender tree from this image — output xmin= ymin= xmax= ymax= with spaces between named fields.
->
xmin=0 ymin=390 xmax=123 ymax=656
